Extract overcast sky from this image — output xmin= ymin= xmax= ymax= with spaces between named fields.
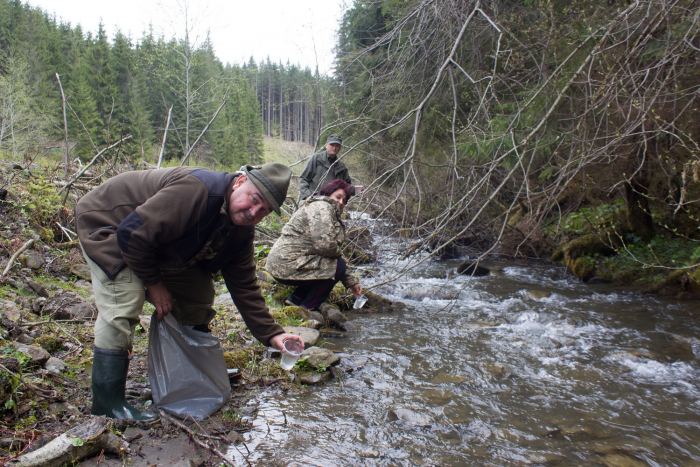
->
xmin=26 ymin=0 xmax=348 ymax=75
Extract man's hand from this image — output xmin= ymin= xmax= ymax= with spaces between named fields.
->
xmin=270 ymin=333 xmax=304 ymax=352
xmin=349 ymin=284 xmax=362 ymax=297
xmin=146 ymin=282 xmax=173 ymax=321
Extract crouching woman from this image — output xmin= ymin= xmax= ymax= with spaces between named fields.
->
xmin=266 ymin=179 xmax=362 ymax=311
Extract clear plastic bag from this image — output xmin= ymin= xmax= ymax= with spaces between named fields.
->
xmin=147 ymin=313 xmax=230 ymax=420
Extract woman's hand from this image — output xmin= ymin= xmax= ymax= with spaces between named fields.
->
xmin=270 ymin=333 xmax=304 ymax=352
xmin=349 ymin=284 xmax=362 ymax=297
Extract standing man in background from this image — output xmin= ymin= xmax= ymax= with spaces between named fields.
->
xmin=299 ymin=134 xmax=362 ymax=200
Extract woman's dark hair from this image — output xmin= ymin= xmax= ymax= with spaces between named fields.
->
xmin=318 ymin=179 xmax=351 ymax=201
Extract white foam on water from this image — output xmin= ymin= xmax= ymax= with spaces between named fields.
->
xmin=619 ymin=358 xmax=700 ymax=398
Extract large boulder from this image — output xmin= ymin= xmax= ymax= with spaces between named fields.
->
xmin=456 ymin=261 xmax=490 ymax=277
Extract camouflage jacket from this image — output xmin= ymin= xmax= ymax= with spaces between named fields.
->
xmin=265 ymin=196 xmax=359 ymax=288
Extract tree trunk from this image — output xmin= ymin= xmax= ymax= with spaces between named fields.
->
xmin=624 ymin=179 xmax=654 ymax=242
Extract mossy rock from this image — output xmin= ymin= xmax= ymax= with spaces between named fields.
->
xmin=271 ymin=287 xmax=292 ymax=304
xmin=272 ymin=306 xmax=310 ymax=323
xmin=689 ymin=269 xmax=700 ymax=295
xmin=643 ymin=269 xmax=696 ymax=295
xmin=562 ymin=234 xmax=614 ymax=261
xmin=328 ymin=284 xmax=353 ymax=310
xmin=572 ymin=257 xmax=596 ymax=282
xmin=34 ymin=335 xmax=62 ymax=353
xmin=224 ymin=350 xmax=250 ymax=369
xmin=258 ymin=281 xmax=273 ymax=294
xmin=550 ymin=249 xmax=564 ymax=262
xmin=257 ymin=270 xmax=274 ymax=283
xmin=39 ymin=227 xmax=54 ymax=243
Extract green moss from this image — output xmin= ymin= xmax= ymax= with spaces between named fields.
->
xmin=572 ymin=257 xmax=596 ymax=281
xmin=224 ymin=350 xmax=250 ymax=369
xmin=34 ymin=335 xmax=62 ymax=353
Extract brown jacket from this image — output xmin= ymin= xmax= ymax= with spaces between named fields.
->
xmin=75 ymin=167 xmax=283 ymax=345
xmin=265 ymin=196 xmax=359 ymax=288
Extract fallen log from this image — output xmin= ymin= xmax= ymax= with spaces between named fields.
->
xmin=7 ymin=416 xmax=128 ymax=467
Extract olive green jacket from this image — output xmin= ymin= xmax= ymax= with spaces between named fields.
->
xmin=298 ymin=150 xmax=356 ymax=200
xmin=265 ymin=197 xmax=359 ymax=288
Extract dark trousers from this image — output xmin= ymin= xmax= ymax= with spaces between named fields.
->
xmin=276 ymin=258 xmax=347 ymax=311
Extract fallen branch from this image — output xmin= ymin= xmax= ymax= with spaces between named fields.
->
xmin=58 ymin=135 xmax=133 ymax=197
xmin=0 ymin=364 xmax=60 ymax=401
xmin=7 ymin=416 xmax=128 ymax=467
xmin=1 ymin=239 xmax=35 ymax=278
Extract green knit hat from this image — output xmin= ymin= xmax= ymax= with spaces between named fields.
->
xmin=242 ymin=163 xmax=291 ymax=215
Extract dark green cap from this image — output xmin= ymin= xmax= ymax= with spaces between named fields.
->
xmin=242 ymin=163 xmax=291 ymax=215
xmin=326 ymin=134 xmax=342 ymax=145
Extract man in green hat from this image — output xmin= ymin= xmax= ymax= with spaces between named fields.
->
xmin=75 ymin=163 xmax=303 ymax=423
xmin=299 ymin=134 xmax=363 ymax=200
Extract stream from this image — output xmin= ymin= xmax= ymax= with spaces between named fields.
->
xmin=231 ymin=250 xmax=700 ymax=466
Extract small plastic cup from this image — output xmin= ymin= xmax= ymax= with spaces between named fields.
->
xmin=354 ymin=185 xmax=364 ymax=194
xmin=280 ymin=338 xmax=304 ymax=370
xmin=353 ymin=294 xmax=368 ymax=309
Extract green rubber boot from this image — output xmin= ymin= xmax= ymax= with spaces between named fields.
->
xmin=91 ymin=347 xmax=160 ymax=423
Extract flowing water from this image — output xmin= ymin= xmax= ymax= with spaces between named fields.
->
xmin=230 ymin=253 xmax=700 ymax=466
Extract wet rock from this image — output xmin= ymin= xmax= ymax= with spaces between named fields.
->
xmin=340 ymin=321 xmax=359 ymax=332
xmin=282 ymin=326 xmax=320 ymax=347
xmin=430 ymin=373 xmax=469 ymax=384
xmin=21 ymin=250 xmax=45 ymax=270
xmin=302 ymin=347 xmax=340 ymax=368
xmin=482 ymin=363 xmax=508 ymax=377
xmin=25 ymin=277 xmax=49 ymax=297
xmin=599 ymin=453 xmax=647 ymax=467
xmin=364 ymin=291 xmax=406 ymax=313
xmin=12 ymin=342 xmax=50 ymax=367
xmin=297 ymin=370 xmax=331 ymax=385
xmin=527 ymin=290 xmax=551 ymax=299
xmin=307 ymin=319 xmax=323 ymax=330
xmin=337 ymin=354 xmax=367 ymax=372
xmin=42 ymin=291 xmax=95 ymax=320
xmin=319 ymin=303 xmax=347 ymax=325
xmin=456 ymin=261 xmax=490 ymax=277
xmin=387 ymin=408 xmax=432 ymax=427
xmin=0 ymin=299 xmax=22 ymax=322
xmin=69 ymin=263 xmax=92 ymax=281
xmin=32 ymin=297 xmax=47 ymax=313
xmin=308 ymin=311 xmax=324 ymax=323
xmin=45 ymin=357 xmax=67 ymax=373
